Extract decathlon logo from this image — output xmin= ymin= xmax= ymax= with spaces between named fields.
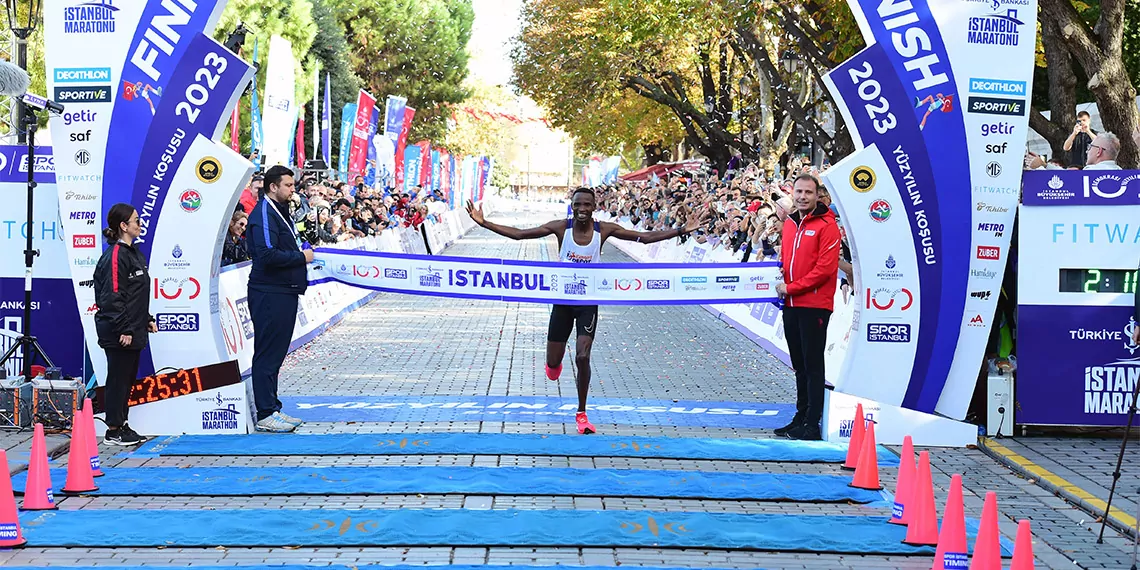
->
xmin=866 ymin=288 xmax=913 ymax=311
xmin=54 ymin=67 xmax=111 ymax=83
xmin=681 ymin=276 xmax=707 ymax=284
xmin=969 ymin=78 xmax=1027 ymax=97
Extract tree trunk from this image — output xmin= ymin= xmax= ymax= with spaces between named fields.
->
xmin=1032 ymin=17 xmax=1077 ymax=162
xmin=643 ymin=142 xmax=665 ymax=166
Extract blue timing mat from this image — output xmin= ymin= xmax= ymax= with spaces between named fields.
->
xmin=137 ymin=433 xmax=900 ymax=465
xmin=12 ymin=466 xmax=885 ymax=503
xmin=17 ymin=508 xmax=1011 ymax=555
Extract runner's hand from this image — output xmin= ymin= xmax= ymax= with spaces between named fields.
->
xmin=466 ymin=200 xmax=484 ymax=226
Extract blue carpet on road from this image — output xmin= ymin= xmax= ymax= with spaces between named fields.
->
xmin=17 ymin=508 xmax=1010 ymax=555
xmin=12 ymin=466 xmax=885 ymax=503
xmin=0 ymin=567 xmax=755 ymax=570
xmin=136 ymin=433 xmax=900 ymax=466
xmin=280 ymin=396 xmax=794 ymax=428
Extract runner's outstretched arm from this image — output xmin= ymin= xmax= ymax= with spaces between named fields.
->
xmin=601 ymin=207 xmax=709 ymax=244
xmin=466 ymin=200 xmax=559 ymax=240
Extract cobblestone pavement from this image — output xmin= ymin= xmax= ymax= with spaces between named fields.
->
xmin=2 ymin=201 xmax=1135 ymax=569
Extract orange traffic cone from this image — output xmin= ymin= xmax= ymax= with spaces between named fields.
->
xmin=889 ymin=435 xmax=916 ymax=525
xmin=0 ymin=449 xmax=27 ymax=547
xmin=81 ymin=399 xmax=103 ymax=477
xmin=903 ymin=450 xmax=939 ymax=546
xmin=968 ymin=491 xmax=1001 ymax=570
xmin=1010 ymin=519 xmax=1034 ymax=570
xmin=20 ymin=423 xmax=56 ymax=511
xmin=842 ymin=403 xmax=866 ymax=471
xmin=931 ymin=474 xmax=967 ymax=569
xmin=850 ymin=420 xmax=882 ymax=490
xmin=61 ymin=405 xmax=98 ymax=494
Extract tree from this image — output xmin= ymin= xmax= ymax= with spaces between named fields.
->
xmin=1036 ymin=0 xmax=1139 ymax=167
xmin=512 ymin=0 xmax=855 ymax=173
xmin=333 ymin=0 xmax=474 ymax=143
xmin=442 ymin=81 xmax=518 ymax=184
xmin=213 ymin=0 xmax=319 ymax=155
xmin=300 ymin=0 xmax=363 ymax=167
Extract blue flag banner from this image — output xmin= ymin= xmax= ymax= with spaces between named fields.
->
xmin=250 ymin=38 xmax=264 ymax=159
xmin=321 ymin=73 xmax=331 ymax=167
xmin=338 ymin=103 xmax=356 ymax=178
xmin=364 ymin=107 xmax=380 ymax=187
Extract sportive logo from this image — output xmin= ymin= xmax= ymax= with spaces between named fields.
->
xmin=985 ymin=161 xmax=1002 ymax=177
xmin=868 ymin=323 xmax=911 ymax=343
xmin=54 ymin=86 xmax=111 ymax=103
xmin=72 ymin=234 xmax=96 ymax=248
xmin=616 ymin=279 xmax=643 ymax=291
xmin=850 ymin=166 xmax=876 ymax=193
xmin=681 ymin=276 xmax=707 ymax=284
xmin=969 ymin=77 xmax=1027 ymax=97
xmin=866 ymin=287 xmax=914 ymax=311
xmin=878 ymin=255 xmax=904 ymax=281
xmin=970 ymin=290 xmax=992 ymax=301
xmin=384 ymin=268 xmax=407 ymax=279
xmin=969 ymin=96 xmax=1025 ymax=116
xmin=154 ymin=277 xmax=201 ymax=300
xmin=646 ymin=279 xmax=669 ymax=290
xmin=53 ymin=67 xmax=111 ymax=83
xmin=179 ymin=190 xmax=202 ymax=213
xmin=978 ymin=222 xmax=1005 ymax=236
xmin=868 ymin=199 xmax=892 ymax=223
xmin=63 ymin=0 xmax=117 ymax=34
xmin=196 ymin=157 xmax=221 ymax=184
xmin=715 ymin=276 xmax=740 ymax=283
xmin=977 ymin=202 xmax=1010 ymax=213
xmin=156 ymin=312 xmax=199 ymax=332
xmin=976 ymin=245 xmax=1001 ymax=260
xmin=968 ymin=314 xmax=987 ymax=327
xmin=980 ymin=121 xmax=1014 ymax=136
xmin=967 ymin=8 xmax=1024 ymax=46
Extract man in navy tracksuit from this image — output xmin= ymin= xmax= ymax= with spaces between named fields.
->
xmin=246 ymin=165 xmax=314 ymax=433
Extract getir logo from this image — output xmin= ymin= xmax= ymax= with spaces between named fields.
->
xmin=73 ymin=234 xmax=96 ymax=248
xmin=976 ymin=246 xmax=1001 ymax=260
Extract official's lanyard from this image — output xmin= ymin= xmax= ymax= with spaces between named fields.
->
xmin=264 ymin=198 xmax=303 ymax=249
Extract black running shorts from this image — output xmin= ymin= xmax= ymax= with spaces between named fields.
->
xmin=547 ymin=304 xmax=599 ymax=342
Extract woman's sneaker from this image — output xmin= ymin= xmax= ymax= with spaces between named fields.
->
xmin=104 ymin=426 xmax=146 ymax=446
xmin=256 ymin=412 xmax=296 ymax=433
xmin=575 ymin=412 xmax=596 ymax=435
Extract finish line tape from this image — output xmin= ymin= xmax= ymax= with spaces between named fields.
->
xmin=310 ymin=248 xmax=783 ymax=306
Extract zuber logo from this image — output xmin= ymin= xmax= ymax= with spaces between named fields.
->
xmin=976 ymin=246 xmax=1001 ymax=260
xmin=384 ymin=268 xmax=407 ymax=279
xmin=715 ymin=276 xmax=740 ymax=283
xmin=73 ymin=234 xmax=96 ymax=248
xmin=681 ymin=276 xmax=707 ymax=284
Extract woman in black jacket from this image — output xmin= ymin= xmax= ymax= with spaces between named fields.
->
xmin=92 ymin=203 xmax=156 ymax=446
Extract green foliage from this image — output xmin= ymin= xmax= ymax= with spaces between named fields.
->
xmin=300 ymin=0 xmax=363 ymax=166
xmin=333 ymin=0 xmax=474 ymax=143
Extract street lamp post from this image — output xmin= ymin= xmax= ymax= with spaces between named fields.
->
xmin=6 ymin=0 xmax=41 ymax=144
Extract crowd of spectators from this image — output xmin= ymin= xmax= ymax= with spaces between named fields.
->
xmin=222 ymin=172 xmax=451 ymax=267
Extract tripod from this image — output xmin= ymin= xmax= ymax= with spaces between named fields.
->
xmin=0 ymin=106 xmax=55 ymax=385
xmin=1097 ymin=366 xmax=1140 ymax=544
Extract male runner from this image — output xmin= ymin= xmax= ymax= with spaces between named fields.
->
xmin=466 ymin=188 xmax=704 ymax=434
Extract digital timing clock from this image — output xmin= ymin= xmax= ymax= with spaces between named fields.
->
xmin=94 ymin=360 xmax=242 ymax=412
xmin=1058 ymin=268 xmax=1139 ymax=294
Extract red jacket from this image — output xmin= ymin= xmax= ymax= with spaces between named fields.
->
xmin=780 ymin=203 xmax=841 ymax=311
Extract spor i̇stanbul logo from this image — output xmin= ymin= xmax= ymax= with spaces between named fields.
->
xmin=868 ymin=199 xmax=892 ymax=223
xmin=179 ymin=190 xmax=202 ymax=213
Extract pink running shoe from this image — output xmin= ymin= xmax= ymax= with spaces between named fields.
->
xmin=544 ymin=363 xmax=562 ymax=381
xmin=575 ymin=412 xmax=596 ymax=435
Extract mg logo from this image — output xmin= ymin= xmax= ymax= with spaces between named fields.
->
xmin=985 ymin=161 xmax=1002 ymax=178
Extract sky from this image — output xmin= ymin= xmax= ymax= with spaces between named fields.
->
xmin=467 ymin=0 xmax=523 ymax=87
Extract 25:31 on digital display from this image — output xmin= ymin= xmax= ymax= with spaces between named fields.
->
xmin=1059 ymin=268 xmax=1139 ymax=294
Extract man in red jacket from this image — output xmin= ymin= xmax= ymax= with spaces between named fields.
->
xmin=774 ymin=173 xmax=841 ymax=440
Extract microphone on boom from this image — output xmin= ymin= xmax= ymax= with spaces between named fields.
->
xmin=0 ymin=60 xmax=64 ymax=114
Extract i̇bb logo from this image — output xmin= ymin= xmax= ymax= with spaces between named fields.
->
xmin=976 ymin=246 xmax=1000 ymax=260
xmin=154 ymin=277 xmax=201 ymax=300
xmin=72 ymin=234 xmax=96 ymax=248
